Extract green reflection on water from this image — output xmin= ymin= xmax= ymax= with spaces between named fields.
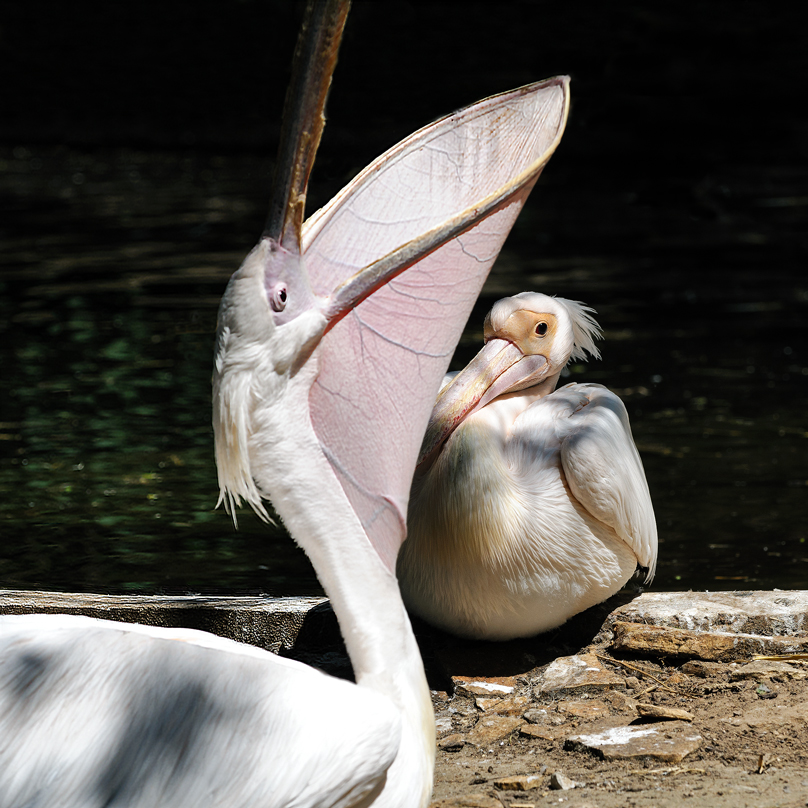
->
xmin=2 ymin=292 xmax=320 ymax=592
xmin=0 ymin=152 xmax=321 ymax=594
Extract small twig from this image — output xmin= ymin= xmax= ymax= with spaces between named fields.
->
xmin=595 ymin=654 xmax=701 ymax=698
xmin=624 ymin=765 xmax=707 ymax=776
xmin=595 ymin=654 xmax=682 ymax=695
xmin=595 ymin=654 xmax=668 ymax=684
xmin=753 ymin=653 xmax=808 ymax=662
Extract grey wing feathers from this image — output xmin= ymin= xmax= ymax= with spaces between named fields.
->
xmin=0 ymin=614 xmax=400 ymax=808
xmin=559 ymin=384 xmax=658 ymax=581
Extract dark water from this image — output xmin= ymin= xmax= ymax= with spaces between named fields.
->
xmin=0 ymin=147 xmax=320 ymax=594
xmin=1 ymin=1 xmax=806 ymax=596
xmin=1 ymin=143 xmax=805 ymax=596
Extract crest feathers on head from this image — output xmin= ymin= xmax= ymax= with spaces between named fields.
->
xmin=555 ymin=297 xmax=602 ymax=363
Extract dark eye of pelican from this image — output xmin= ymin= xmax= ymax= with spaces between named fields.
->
xmin=269 ymin=284 xmax=288 ymax=313
xmin=535 ymin=321 xmax=548 ymax=336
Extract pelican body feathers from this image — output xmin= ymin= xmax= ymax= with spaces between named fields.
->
xmin=399 ymin=293 xmax=658 ymax=641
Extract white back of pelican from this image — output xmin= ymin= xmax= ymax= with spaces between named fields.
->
xmin=399 ymin=292 xmax=658 ymax=641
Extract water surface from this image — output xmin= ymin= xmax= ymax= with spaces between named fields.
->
xmin=1 ymin=142 xmax=805 ymax=596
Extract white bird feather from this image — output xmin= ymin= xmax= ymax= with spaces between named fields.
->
xmin=398 ymin=292 xmax=658 ymax=641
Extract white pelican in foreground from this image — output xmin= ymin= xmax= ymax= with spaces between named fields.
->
xmin=0 ymin=1 xmax=570 ymax=805
xmin=398 ymin=292 xmax=658 ymax=641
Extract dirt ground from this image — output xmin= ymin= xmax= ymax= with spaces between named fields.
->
xmin=416 ymin=597 xmax=808 ymax=808
xmin=7 ymin=589 xmax=802 ymax=805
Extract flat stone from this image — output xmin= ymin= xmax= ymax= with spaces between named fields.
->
xmin=523 ymin=708 xmax=551 ymax=724
xmin=603 ymin=691 xmax=639 ymax=712
xmin=730 ymin=660 xmax=808 ymax=681
xmin=437 ymin=733 xmax=466 ymax=750
xmin=452 ymin=675 xmax=518 ymax=698
xmin=475 ymin=695 xmax=530 ymax=715
xmin=549 ymin=771 xmax=577 ymax=790
xmin=608 ymin=591 xmax=808 ymax=636
xmin=523 ymin=708 xmax=566 ymax=726
xmin=680 ymin=660 xmax=728 ymax=678
xmin=520 ymin=725 xmax=555 ymax=740
xmin=557 ymin=699 xmax=611 ymax=719
xmin=565 ymin=722 xmax=702 ymax=763
xmin=611 ymin=621 xmax=808 ymax=662
xmin=494 ymin=773 xmax=543 ymax=791
xmin=636 ymin=703 xmax=694 ymax=722
xmin=0 ymin=590 xmax=330 ymax=652
xmin=534 ymin=653 xmax=625 ymax=697
xmin=464 ymin=715 xmax=525 ymax=747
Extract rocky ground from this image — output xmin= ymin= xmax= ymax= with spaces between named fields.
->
xmin=4 ymin=589 xmax=807 ymax=807
xmin=419 ymin=591 xmax=808 ymax=808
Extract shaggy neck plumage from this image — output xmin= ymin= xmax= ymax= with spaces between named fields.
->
xmin=214 ymin=332 xmax=434 ymax=807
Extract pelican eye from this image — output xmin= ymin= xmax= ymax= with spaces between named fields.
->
xmin=269 ymin=284 xmax=288 ymax=313
xmin=535 ymin=321 xmax=548 ymax=336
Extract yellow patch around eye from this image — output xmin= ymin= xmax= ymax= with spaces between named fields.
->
xmin=493 ymin=310 xmax=558 ymax=356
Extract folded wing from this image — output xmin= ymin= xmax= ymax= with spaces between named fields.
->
xmin=559 ymin=384 xmax=658 ymax=581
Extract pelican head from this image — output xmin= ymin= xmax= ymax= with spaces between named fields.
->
xmin=485 ymin=292 xmax=602 ymax=368
xmin=418 ymin=292 xmax=602 ymax=468
xmin=212 ymin=239 xmax=326 ymax=521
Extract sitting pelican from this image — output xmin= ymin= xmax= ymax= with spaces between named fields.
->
xmin=0 ymin=1 xmax=570 ymax=805
xmin=398 ymin=292 xmax=658 ymax=641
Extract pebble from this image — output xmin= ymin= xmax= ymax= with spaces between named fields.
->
xmin=549 ymin=771 xmax=577 ymax=790
xmin=604 ymin=690 xmax=639 ymax=711
xmin=635 ymin=702 xmax=695 ymax=721
xmin=464 ymin=715 xmax=525 ymax=747
xmin=493 ymin=773 xmax=543 ymax=791
xmin=438 ymin=734 xmax=466 ymax=750
xmin=452 ymin=675 xmax=517 ymax=698
xmin=520 ymin=725 xmax=554 ymax=741
xmin=533 ymin=653 xmax=626 ymax=697
xmin=681 ymin=660 xmax=727 ymax=678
